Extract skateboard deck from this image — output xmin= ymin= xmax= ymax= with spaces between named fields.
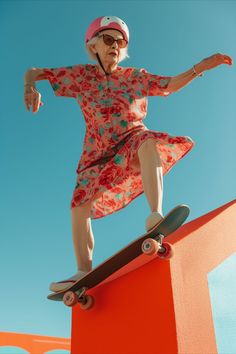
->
xmin=47 ymin=204 xmax=190 ymax=308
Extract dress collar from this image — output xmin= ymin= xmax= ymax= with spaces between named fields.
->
xmin=93 ymin=64 xmax=122 ymax=78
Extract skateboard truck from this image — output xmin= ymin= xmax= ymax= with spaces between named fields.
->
xmin=141 ymin=234 xmax=173 ymax=259
xmin=63 ymin=286 xmax=95 ymax=310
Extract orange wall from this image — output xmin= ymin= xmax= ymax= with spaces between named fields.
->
xmin=71 ymin=199 xmax=236 ymax=353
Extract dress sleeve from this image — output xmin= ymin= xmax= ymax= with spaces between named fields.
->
xmin=42 ymin=64 xmax=86 ymax=98
xmin=131 ymin=68 xmax=172 ymax=97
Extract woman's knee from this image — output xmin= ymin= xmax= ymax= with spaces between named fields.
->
xmin=71 ymin=200 xmax=92 ymax=219
xmin=138 ymin=139 xmax=156 ymax=157
xmin=130 ymin=139 xmax=158 ymax=169
xmin=138 ymin=139 xmax=162 ymax=167
xmin=71 ymin=189 xmax=104 ymax=218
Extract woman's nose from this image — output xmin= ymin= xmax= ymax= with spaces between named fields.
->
xmin=112 ymin=41 xmax=118 ymax=49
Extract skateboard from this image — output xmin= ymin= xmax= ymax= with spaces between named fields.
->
xmin=47 ymin=204 xmax=190 ymax=309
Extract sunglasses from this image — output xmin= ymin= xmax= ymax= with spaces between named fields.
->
xmin=97 ymin=34 xmax=128 ymax=48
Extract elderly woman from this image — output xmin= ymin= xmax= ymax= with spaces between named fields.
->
xmin=24 ymin=16 xmax=232 ymax=292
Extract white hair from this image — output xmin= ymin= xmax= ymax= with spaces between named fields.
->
xmin=85 ymin=35 xmax=130 ymax=63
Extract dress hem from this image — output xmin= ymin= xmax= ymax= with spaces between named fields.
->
xmin=70 ymin=130 xmax=194 ymax=220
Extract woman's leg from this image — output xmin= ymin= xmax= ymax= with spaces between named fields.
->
xmin=71 ymin=200 xmax=95 ymax=273
xmin=137 ymin=139 xmax=163 ymax=215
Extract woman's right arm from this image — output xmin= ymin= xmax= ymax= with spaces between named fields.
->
xmin=24 ymin=68 xmax=46 ymax=113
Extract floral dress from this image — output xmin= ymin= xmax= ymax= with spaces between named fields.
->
xmin=43 ymin=64 xmax=194 ymax=219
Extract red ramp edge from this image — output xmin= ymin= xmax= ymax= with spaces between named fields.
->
xmin=71 ymin=199 xmax=236 ymax=354
xmin=0 ymin=332 xmax=70 ymax=354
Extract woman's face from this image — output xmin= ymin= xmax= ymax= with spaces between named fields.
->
xmin=91 ymin=29 xmax=126 ymax=66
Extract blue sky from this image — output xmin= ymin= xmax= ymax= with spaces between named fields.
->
xmin=1 ymin=0 xmax=236 ymax=353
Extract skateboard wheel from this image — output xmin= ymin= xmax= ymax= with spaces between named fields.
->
xmin=141 ymin=238 xmax=159 ymax=255
xmin=79 ymin=294 xmax=95 ymax=310
xmin=63 ymin=291 xmax=78 ymax=307
xmin=158 ymin=242 xmax=174 ymax=259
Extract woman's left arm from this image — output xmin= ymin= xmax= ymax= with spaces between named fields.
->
xmin=167 ymin=53 xmax=233 ymax=94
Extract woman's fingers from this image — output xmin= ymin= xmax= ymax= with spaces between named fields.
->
xmin=33 ymin=101 xmax=44 ymax=113
xmin=217 ymin=53 xmax=232 ymax=65
xmin=24 ymin=91 xmax=34 ymax=112
xmin=223 ymin=55 xmax=233 ymax=65
xmin=25 ymin=97 xmax=31 ymax=111
xmin=33 ymin=91 xmax=40 ymax=112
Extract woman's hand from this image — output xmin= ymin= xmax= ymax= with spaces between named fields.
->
xmin=24 ymin=83 xmax=44 ymax=113
xmin=199 ymin=53 xmax=233 ymax=72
